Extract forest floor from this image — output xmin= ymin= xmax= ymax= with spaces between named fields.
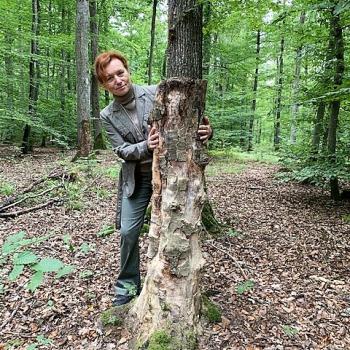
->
xmin=0 ymin=147 xmax=349 ymax=350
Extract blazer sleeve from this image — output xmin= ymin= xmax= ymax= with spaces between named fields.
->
xmin=100 ymin=113 xmax=151 ymax=161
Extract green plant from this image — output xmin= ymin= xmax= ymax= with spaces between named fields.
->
xmin=227 ymin=229 xmax=241 ymax=238
xmin=79 ymin=270 xmax=94 ymax=279
xmin=103 ymin=166 xmax=120 ymax=179
xmin=282 ymin=325 xmax=299 ymax=337
xmin=79 ymin=242 xmax=94 ymax=254
xmin=202 ymin=296 xmax=222 ymax=323
xmin=100 ymin=308 xmax=122 ymax=327
xmin=1 ymin=232 xmax=75 ymax=292
xmin=148 ymin=330 xmax=172 ymax=350
xmin=0 ymin=180 xmax=15 ymax=196
xmin=97 ymin=225 xmax=115 ymax=238
xmin=235 ymin=280 xmax=255 ymax=295
xmin=62 ymin=234 xmax=75 ymax=252
xmin=341 ymin=214 xmax=350 ymax=223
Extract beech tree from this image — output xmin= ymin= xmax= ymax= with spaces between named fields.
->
xmin=75 ymin=0 xmax=92 ymax=158
xmin=126 ymin=0 xmax=208 ymax=348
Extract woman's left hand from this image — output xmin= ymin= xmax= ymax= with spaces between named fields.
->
xmin=197 ymin=116 xmax=212 ymax=143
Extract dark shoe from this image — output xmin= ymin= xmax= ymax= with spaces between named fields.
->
xmin=113 ymin=294 xmax=134 ymax=306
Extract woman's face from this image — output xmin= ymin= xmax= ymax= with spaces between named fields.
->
xmin=103 ymin=58 xmax=131 ymax=97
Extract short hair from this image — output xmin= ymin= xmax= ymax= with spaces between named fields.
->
xmin=94 ymin=51 xmax=129 ymax=84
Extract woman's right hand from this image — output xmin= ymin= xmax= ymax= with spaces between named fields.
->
xmin=147 ymin=126 xmax=159 ymax=151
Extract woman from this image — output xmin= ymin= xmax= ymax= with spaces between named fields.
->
xmin=95 ymin=51 xmax=212 ymax=306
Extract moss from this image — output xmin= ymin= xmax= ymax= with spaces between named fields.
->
xmin=202 ymin=296 xmax=221 ymax=323
xmin=100 ymin=308 xmax=122 ymax=327
xmin=144 ymin=329 xmax=197 ymax=350
xmin=147 ymin=330 xmax=172 ymax=350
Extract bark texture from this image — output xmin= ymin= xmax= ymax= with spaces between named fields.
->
xmin=167 ymin=0 xmax=203 ymax=79
xmin=327 ymin=7 xmax=344 ymax=200
xmin=22 ymin=0 xmax=40 ymax=154
xmin=129 ymin=78 xmax=208 ymax=349
xmin=75 ymin=0 xmax=92 ymax=158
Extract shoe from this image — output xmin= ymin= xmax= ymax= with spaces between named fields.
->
xmin=113 ymin=294 xmax=134 ymax=306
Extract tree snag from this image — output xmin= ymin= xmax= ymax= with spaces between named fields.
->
xmin=128 ymin=78 xmax=209 ymax=348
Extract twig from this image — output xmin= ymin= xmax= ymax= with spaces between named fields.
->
xmin=0 ymin=198 xmax=62 ymax=218
xmin=208 ymin=242 xmax=249 ymax=280
xmin=0 ymin=304 xmax=20 ymax=329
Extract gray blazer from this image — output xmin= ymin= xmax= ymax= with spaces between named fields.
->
xmin=100 ymin=84 xmax=157 ymax=227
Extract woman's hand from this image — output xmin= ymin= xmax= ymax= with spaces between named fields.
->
xmin=147 ymin=126 xmax=159 ymax=151
xmin=197 ymin=116 xmax=212 ymax=143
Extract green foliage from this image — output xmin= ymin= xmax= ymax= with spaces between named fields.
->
xmin=97 ymin=225 xmax=115 ymax=238
xmin=202 ymin=296 xmax=222 ymax=323
xmin=100 ymin=308 xmax=122 ymax=327
xmin=1 ymin=231 xmax=74 ymax=292
xmin=342 ymin=214 xmax=350 ymax=223
xmin=227 ymin=229 xmax=241 ymax=238
xmin=0 ymin=179 xmax=15 ymax=196
xmin=79 ymin=270 xmax=94 ymax=279
xmin=147 ymin=330 xmax=172 ymax=350
xmin=26 ymin=335 xmax=53 ymax=350
xmin=102 ymin=166 xmax=120 ymax=179
xmin=236 ymin=280 xmax=255 ymax=295
xmin=282 ymin=325 xmax=299 ymax=337
xmin=79 ymin=242 xmax=94 ymax=254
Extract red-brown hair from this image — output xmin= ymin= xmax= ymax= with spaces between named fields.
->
xmin=94 ymin=51 xmax=129 ymax=84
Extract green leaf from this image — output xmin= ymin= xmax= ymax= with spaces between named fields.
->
xmin=33 ymin=258 xmax=64 ymax=272
xmin=36 ymin=335 xmax=53 ymax=345
xmin=27 ymin=271 xmax=44 ymax=292
xmin=13 ymin=251 xmax=38 ymax=265
xmin=9 ymin=264 xmax=24 ymax=281
xmin=282 ymin=325 xmax=299 ymax=337
xmin=80 ymin=242 xmax=93 ymax=254
xmin=0 ymin=283 xmax=5 ymax=294
xmin=26 ymin=344 xmax=38 ymax=350
xmin=56 ymin=265 xmax=75 ymax=279
xmin=236 ymin=280 xmax=255 ymax=295
xmin=79 ymin=270 xmax=94 ymax=279
xmin=2 ymin=231 xmax=26 ymax=255
xmin=97 ymin=225 xmax=115 ymax=238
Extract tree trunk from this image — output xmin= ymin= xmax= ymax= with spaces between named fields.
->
xmin=274 ymin=35 xmax=284 ymax=151
xmin=128 ymin=1 xmax=208 ymax=347
xmin=75 ymin=0 xmax=92 ymax=159
xmin=22 ymin=0 xmax=40 ymax=154
xmin=147 ymin=0 xmax=157 ymax=85
xmin=202 ymin=1 xmax=212 ymax=78
xmin=89 ymin=0 xmax=106 ymax=150
xmin=312 ymin=102 xmax=326 ymax=154
xmin=327 ymin=6 xmax=344 ymax=201
xmin=290 ymin=11 xmax=305 ymax=144
xmin=247 ymin=30 xmax=261 ymax=152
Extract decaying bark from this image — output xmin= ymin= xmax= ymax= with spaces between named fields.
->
xmin=128 ymin=78 xmax=208 ymax=349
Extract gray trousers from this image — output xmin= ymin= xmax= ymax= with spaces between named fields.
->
xmin=115 ymin=170 xmax=152 ymax=297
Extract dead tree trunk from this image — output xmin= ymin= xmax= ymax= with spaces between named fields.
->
xmin=128 ymin=0 xmax=209 ymax=348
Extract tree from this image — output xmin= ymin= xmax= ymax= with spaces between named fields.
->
xmin=327 ymin=4 xmax=345 ymax=200
xmin=89 ymin=0 xmax=106 ymax=149
xmin=21 ymin=0 xmax=40 ymax=154
xmin=127 ymin=0 xmax=208 ymax=347
xmin=75 ymin=0 xmax=92 ymax=158
xmin=147 ymin=0 xmax=158 ymax=85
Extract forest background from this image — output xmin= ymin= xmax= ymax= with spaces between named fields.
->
xmin=0 ymin=0 xmax=349 ymax=198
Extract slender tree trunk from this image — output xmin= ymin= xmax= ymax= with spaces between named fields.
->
xmin=327 ymin=7 xmax=344 ymax=200
xmin=75 ymin=0 xmax=92 ymax=158
xmin=290 ymin=11 xmax=305 ymax=144
xmin=274 ymin=35 xmax=284 ymax=151
xmin=247 ymin=30 xmax=261 ymax=151
xmin=89 ymin=0 xmax=106 ymax=149
xmin=147 ymin=0 xmax=157 ymax=85
xmin=22 ymin=0 xmax=40 ymax=154
xmin=312 ymin=102 xmax=326 ymax=153
xmin=128 ymin=1 xmax=208 ymax=347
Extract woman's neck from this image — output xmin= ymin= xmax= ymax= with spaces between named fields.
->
xmin=115 ymin=85 xmax=135 ymax=106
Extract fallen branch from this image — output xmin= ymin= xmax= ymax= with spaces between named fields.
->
xmin=0 ymin=184 xmax=63 ymax=212
xmin=0 ymin=304 xmax=20 ymax=330
xmin=208 ymin=241 xmax=249 ymax=280
xmin=0 ymin=198 xmax=63 ymax=218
